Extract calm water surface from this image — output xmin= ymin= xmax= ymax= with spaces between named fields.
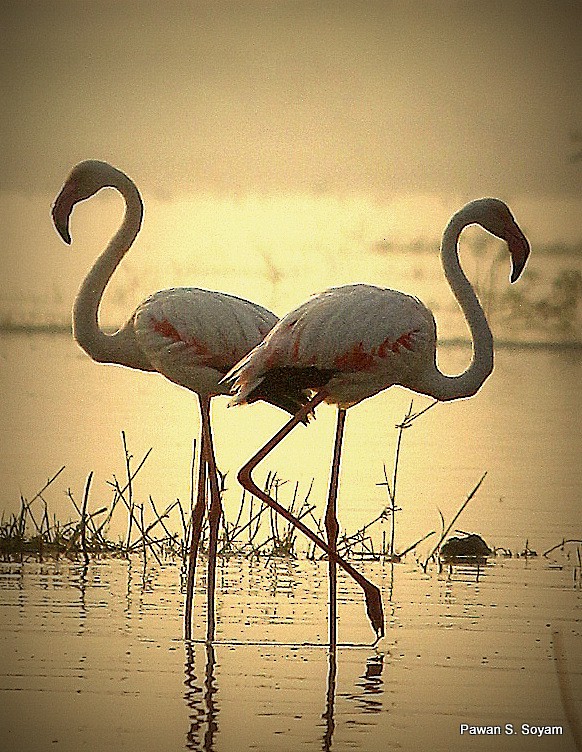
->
xmin=0 ymin=555 xmax=580 ymax=751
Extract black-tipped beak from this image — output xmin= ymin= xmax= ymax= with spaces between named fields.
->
xmin=51 ymin=185 xmax=75 ymax=245
xmin=508 ymin=227 xmax=530 ymax=283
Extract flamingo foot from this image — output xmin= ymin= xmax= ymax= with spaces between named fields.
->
xmin=364 ymin=584 xmax=385 ymax=639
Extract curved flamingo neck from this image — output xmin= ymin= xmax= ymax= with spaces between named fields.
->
xmin=73 ymin=171 xmax=152 ymax=370
xmin=425 ymin=210 xmax=494 ymax=401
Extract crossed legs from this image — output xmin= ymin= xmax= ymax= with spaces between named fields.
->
xmin=237 ymin=392 xmax=384 ymax=641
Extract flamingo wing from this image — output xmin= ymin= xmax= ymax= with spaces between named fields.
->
xmin=227 ymin=284 xmax=436 ymax=408
xmin=133 ymin=288 xmax=277 ymax=397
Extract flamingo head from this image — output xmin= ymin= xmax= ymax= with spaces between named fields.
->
xmin=463 ymin=198 xmax=531 ymax=283
xmin=51 ymin=160 xmax=119 ymax=244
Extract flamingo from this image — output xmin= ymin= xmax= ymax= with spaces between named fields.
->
xmin=224 ymin=198 xmax=530 ymax=643
xmin=51 ymin=160 xmax=307 ymax=641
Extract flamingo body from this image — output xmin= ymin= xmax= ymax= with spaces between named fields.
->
xmin=227 ymin=198 xmax=530 ymax=410
xmin=227 ymin=198 xmax=531 ymax=641
xmin=132 ymin=287 xmax=276 ymax=398
xmin=51 ymin=160 xmax=305 ymax=416
xmin=51 ymin=159 xmax=299 ymax=642
xmin=228 ymin=283 xmax=437 ymax=409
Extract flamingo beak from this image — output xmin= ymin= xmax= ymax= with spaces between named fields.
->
xmin=506 ymin=224 xmax=530 ymax=283
xmin=51 ymin=183 xmax=76 ymax=245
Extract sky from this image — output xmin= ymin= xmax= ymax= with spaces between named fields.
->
xmin=1 ymin=0 xmax=581 ymax=325
xmin=3 ymin=0 xmax=581 ymax=199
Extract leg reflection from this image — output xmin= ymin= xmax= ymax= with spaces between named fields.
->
xmin=184 ymin=642 xmax=219 ymax=752
xmin=321 ymin=646 xmax=337 ymax=752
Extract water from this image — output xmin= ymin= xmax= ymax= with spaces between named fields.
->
xmin=0 ymin=556 xmax=580 ymax=751
xmin=0 ymin=332 xmax=581 ymax=750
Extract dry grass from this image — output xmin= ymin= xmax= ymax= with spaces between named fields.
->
xmin=2 ymin=413 xmax=572 ymax=579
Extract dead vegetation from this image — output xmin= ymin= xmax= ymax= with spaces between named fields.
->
xmin=2 ymin=409 xmax=576 ymax=587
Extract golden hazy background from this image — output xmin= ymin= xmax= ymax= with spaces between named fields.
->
xmin=1 ymin=0 xmax=581 ymax=326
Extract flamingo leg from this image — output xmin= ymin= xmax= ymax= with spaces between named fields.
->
xmin=199 ymin=396 xmax=223 ymax=643
xmin=326 ymin=408 xmax=346 ymax=648
xmin=184 ymin=412 xmax=208 ymax=641
xmin=237 ymin=392 xmax=384 ymax=639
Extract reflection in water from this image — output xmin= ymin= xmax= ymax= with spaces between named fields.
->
xmin=322 ymin=649 xmax=385 ymax=749
xmin=184 ymin=642 xmax=219 ymax=752
xmin=71 ymin=561 xmax=89 ymax=633
xmin=384 ymin=560 xmax=395 ymax=605
xmin=441 ymin=559 xmax=491 ymax=583
xmin=363 ymin=654 xmax=384 ymax=688
xmin=1 ymin=557 xmax=579 ymax=751
xmin=321 ymin=648 xmax=337 ymax=752
xmin=182 ymin=638 xmax=386 ymax=752
xmin=349 ymin=654 xmax=385 ymax=715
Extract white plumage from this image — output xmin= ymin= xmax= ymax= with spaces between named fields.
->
xmin=228 ymin=283 xmax=436 ymax=409
xmin=227 ymin=198 xmax=530 ymax=410
xmin=132 ymin=287 xmax=276 ymax=397
xmin=51 ymin=161 xmax=281 ymax=401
